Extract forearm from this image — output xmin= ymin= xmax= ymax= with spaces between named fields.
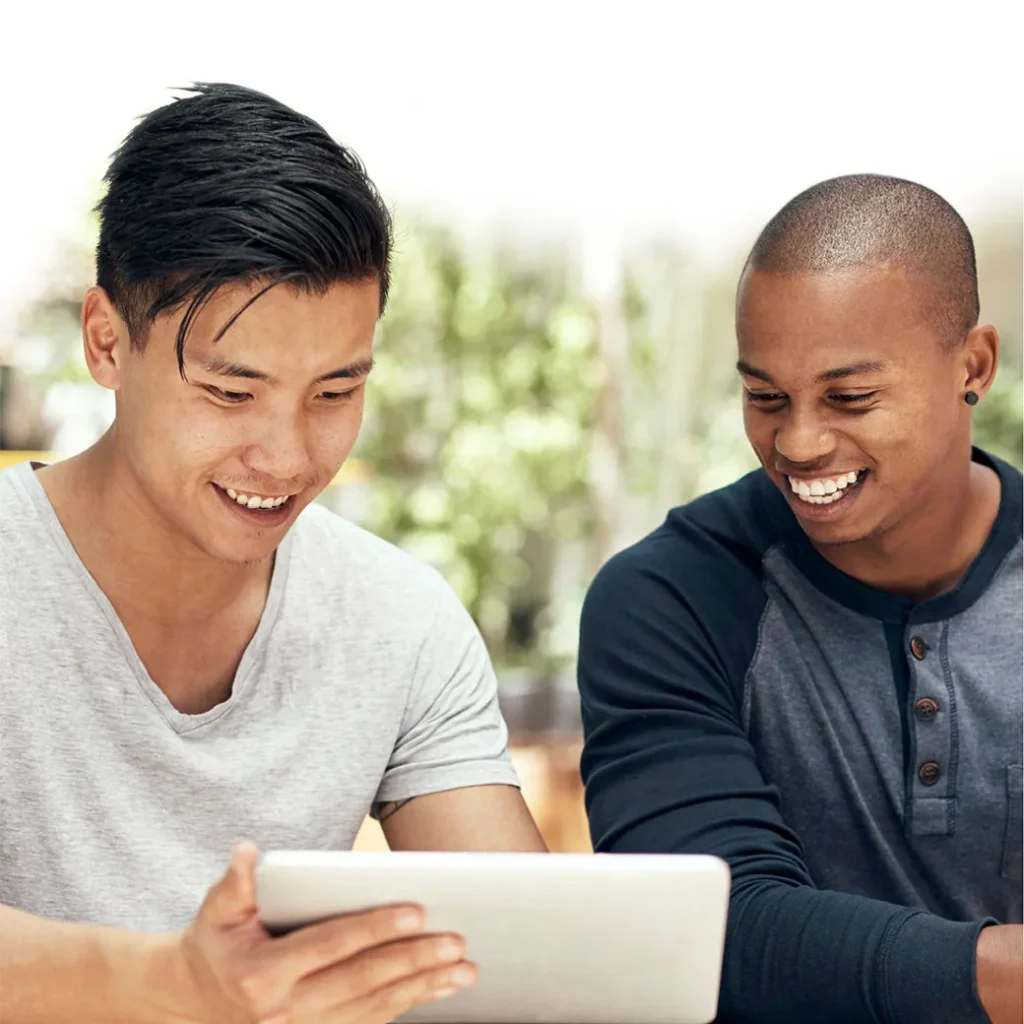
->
xmin=0 ymin=904 xmax=187 ymax=1024
xmin=722 ymin=880 xmax=991 ymax=1024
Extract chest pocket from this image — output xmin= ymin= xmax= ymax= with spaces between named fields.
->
xmin=1003 ymin=764 xmax=1023 ymax=881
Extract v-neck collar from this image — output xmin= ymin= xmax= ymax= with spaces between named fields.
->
xmin=14 ymin=461 xmax=293 ymax=734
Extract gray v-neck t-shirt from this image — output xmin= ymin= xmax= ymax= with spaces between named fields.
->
xmin=0 ymin=462 xmax=518 ymax=931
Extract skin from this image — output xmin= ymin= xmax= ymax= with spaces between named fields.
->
xmin=736 ymin=265 xmax=1001 ymax=600
xmin=737 ymin=264 xmax=1020 ymax=1023
xmin=5 ymin=277 xmax=544 ymax=1024
xmin=39 ymin=279 xmax=381 ymax=713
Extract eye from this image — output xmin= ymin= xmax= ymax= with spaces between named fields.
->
xmin=830 ymin=391 xmax=880 ymax=404
xmin=205 ymin=385 xmax=251 ymax=404
xmin=745 ymin=390 xmax=786 ymax=405
xmin=319 ymin=385 xmax=363 ymax=403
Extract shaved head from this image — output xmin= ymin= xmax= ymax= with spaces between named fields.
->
xmin=741 ymin=173 xmax=979 ymax=342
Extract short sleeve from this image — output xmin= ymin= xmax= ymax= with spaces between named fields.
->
xmin=372 ymin=577 xmax=519 ymax=808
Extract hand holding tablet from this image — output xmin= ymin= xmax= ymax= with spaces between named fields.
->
xmin=254 ymin=849 xmax=730 ymax=1024
xmin=171 ymin=843 xmax=479 ymax=1024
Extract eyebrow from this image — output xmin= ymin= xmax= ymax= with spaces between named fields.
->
xmin=736 ymin=359 xmax=888 ymax=384
xmin=197 ymin=354 xmax=375 ymax=386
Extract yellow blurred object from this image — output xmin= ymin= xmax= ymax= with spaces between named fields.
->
xmin=0 ymin=451 xmax=52 ymax=469
xmin=327 ymin=460 xmax=369 ymax=488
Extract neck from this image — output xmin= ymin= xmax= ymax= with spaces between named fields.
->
xmin=814 ymin=451 xmax=1001 ymax=602
xmin=37 ymin=432 xmax=273 ymax=625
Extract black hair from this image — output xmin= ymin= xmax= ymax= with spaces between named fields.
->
xmin=741 ymin=173 xmax=979 ymax=342
xmin=95 ymin=82 xmax=393 ymax=375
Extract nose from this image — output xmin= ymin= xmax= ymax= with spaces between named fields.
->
xmin=241 ymin=411 xmax=312 ymax=485
xmin=773 ymin=405 xmax=835 ymax=468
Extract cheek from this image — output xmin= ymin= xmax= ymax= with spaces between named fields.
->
xmin=309 ymin=401 xmax=365 ymax=463
xmin=845 ymin=400 xmax=936 ymax=458
xmin=132 ymin=396 xmax=247 ymax=473
xmin=742 ymin=405 xmax=773 ymax=452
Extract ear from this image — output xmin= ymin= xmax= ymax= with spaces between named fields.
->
xmin=82 ymin=287 xmax=130 ymax=390
xmin=961 ymin=323 xmax=999 ymax=399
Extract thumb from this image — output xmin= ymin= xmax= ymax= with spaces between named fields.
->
xmin=200 ymin=841 xmax=261 ymax=928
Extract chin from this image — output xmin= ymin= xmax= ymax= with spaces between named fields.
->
xmin=196 ymin=533 xmax=282 ymax=565
xmin=801 ymin=522 xmax=873 ymax=548
xmin=186 ymin=511 xmax=296 ymax=565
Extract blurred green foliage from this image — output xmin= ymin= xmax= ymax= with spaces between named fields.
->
xmin=9 ymin=213 xmax=1022 ymax=678
xmin=973 ymin=369 xmax=1023 ymax=467
xmin=355 ymin=226 xmax=600 ymax=669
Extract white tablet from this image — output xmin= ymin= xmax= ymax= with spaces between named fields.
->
xmin=255 ymin=851 xmax=730 ymax=1024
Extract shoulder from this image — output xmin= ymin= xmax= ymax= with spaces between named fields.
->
xmin=580 ymin=471 xmax=781 ymax=702
xmin=0 ymin=464 xmax=44 ymax=548
xmin=284 ymin=501 xmax=463 ymax=621
xmin=587 ymin=469 xmax=778 ymax=613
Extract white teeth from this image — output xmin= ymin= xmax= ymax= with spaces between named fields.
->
xmin=216 ymin=484 xmax=290 ymax=509
xmin=787 ymin=470 xmax=865 ymax=505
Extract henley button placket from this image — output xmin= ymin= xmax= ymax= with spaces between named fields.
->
xmin=906 ymin=624 xmax=956 ymax=836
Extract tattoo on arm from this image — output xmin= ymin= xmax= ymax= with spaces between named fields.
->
xmin=372 ymin=797 xmax=417 ymax=823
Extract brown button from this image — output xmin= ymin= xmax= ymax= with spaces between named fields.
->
xmin=918 ymin=761 xmax=941 ymax=786
xmin=914 ymin=698 xmax=939 ymax=722
xmin=910 ymin=636 xmax=927 ymax=660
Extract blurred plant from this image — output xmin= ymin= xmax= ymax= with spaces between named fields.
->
xmin=355 ymin=222 xmax=601 ymax=672
xmin=973 ymin=368 xmax=1023 ymax=468
xmin=9 ymin=207 xmax=1021 ymax=684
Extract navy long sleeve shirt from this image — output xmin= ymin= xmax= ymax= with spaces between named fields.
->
xmin=578 ymin=449 xmax=1022 ymax=1024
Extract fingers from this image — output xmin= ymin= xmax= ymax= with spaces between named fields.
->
xmin=190 ymin=851 xmax=475 ymax=1024
xmin=264 ymin=904 xmax=426 ymax=979
xmin=199 ymin=841 xmax=262 ymax=928
xmin=289 ymin=934 xmax=471 ymax=1016
xmin=320 ymin=957 xmax=478 ymax=1022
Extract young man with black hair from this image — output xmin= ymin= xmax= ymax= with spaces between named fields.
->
xmin=578 ymin=174 xmax=1023 ymax=1024
xmin=0 ymin=83 xmax=544 ymax=1024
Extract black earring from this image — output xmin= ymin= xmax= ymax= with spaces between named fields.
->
xmin=964 ymin=391 xmax=979 ymax=406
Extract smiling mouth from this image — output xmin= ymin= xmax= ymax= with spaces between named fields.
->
xmin=786 ymin=468 xmax=868 ymax=506
xmin=213 ymin=483 xmax=295 ymax=511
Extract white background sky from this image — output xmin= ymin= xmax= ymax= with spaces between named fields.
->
xmin=0 ymin=0 xmax=1020 ymax=333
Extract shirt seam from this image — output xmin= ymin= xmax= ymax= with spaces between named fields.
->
xmin=876 ymin=909 xmax=919 ymax=1024
xmin=739 ymin=543 xmax=782 ymax=731
xmin=938 ymin=620 xmax=960 ymax=834
xmin=373 ymin=760 xmax=520 ymax=806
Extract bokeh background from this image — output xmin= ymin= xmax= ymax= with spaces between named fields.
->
xmin=1 ymin=3 xmax=1020 ymax=853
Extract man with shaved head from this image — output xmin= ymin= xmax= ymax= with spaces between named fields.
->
xmin=578 ymin=175 xmax=1022 ymax=1023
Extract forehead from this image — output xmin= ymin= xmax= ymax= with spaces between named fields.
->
xmin=180 ymin=278 xmax=380 ymax=371
xmin=736 ymin=267 xmax=939 ymax=372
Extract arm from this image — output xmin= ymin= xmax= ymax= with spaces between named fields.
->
xmin=371 ymin=574 xmax=545 ymax=853
xmin=0 ymin=844 xmax=481 ymax=1024
xmin=376 ymin=785 xmax=547 ymax=851
xmin=578 ymin=547 xmax=997 ymax=1024
xmin=0 ymin=903 xmax=184 ymax=1024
